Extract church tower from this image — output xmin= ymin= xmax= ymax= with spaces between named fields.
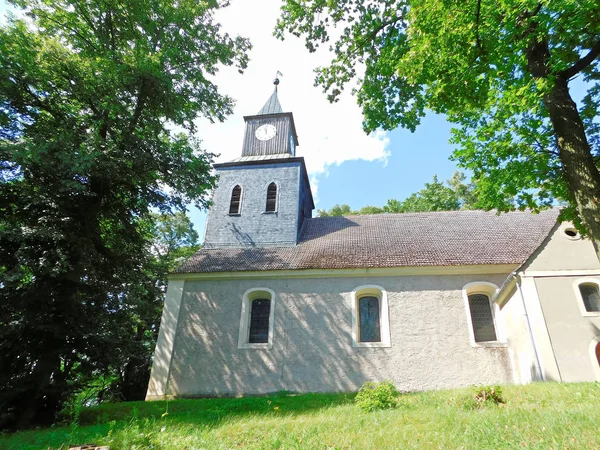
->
xmin=203 ymin=79 xmax=314 ymax=248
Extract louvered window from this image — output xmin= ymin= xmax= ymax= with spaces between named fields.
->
xmin=580 ymin=283 xmax=600 ymax=312
xmin=468 ymin=293 xmax=497 ymax=342
xmin=265 ymin=182 xmax=277 ymax=212
xmin=229 ymin=185 xmax=242 ymax=214
xmin=359 ymin=296 xmax=381 ymax=342
xmin=248 ymin=299 xmax=271 ymax=343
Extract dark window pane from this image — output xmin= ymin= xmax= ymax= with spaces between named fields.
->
xmin=229 ymin=185 xmax=242 ymax=214
xmin=266 ymin=183 xmax=277 ymax=212
xmin=359 ymin=296 xmax=381 ymax=342
xmin=249 ymin=298 xmax=270 ymax=343
xmin=580 ymin=284 xmax=600 ymax=312
xmin=468 ymin=294 xmax=497 ymax=342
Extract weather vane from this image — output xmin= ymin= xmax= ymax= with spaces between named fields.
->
xmin=274 ymin=70 xmax=283 ymax=90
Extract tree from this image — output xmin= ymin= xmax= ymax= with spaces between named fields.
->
xmin=317 ymin=171 xmax=477 ymax=216
xmin=0 ymin=0 xmax=249 ymax=429
xmin=317 ymin=203 xmax=354 ymax=216
xmin=110 ymin=213 xmax=200 ymax=403
xmin=276 ymin=0 xmax=600 ymax=256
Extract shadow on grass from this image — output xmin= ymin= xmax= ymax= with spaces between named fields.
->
xmin=77 ymin=392 xmax=356 ymax=428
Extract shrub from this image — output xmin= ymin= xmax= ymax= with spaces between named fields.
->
xmin=355 ymin=381 xmax=399 ymax=412
xmin=464 ymin=385 xmax=505 ymax=409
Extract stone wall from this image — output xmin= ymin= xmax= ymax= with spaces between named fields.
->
xmin=204 ymin=162 xmax=302 ymax=247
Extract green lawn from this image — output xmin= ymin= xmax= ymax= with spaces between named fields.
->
xmin=2 ymin=383 xmax=600 ymax=449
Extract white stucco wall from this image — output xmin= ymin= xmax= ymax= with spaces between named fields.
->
xmin=499 ymin=286 xmax=542 ymax=384
xmin=149 ymin=273 xmax=515 ymax=398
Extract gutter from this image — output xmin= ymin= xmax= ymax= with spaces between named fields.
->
xmin=494 ymin=272 xmax=544 ymax=382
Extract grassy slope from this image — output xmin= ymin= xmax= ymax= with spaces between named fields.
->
xmin=2 ymin=383 xmax=600 ymax=450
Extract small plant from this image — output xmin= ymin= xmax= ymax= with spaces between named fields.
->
xmin=466 ymin=385 xmax=505 ymax=409
xmin=355 ymin=381 xmax=399 ymax=412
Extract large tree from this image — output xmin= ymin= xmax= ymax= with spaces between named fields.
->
xmin=0 ymin=0 xmax=249 ymax=428
xmin=109 ymin=213 xmax=201 ymax=403
xmin=276 ymin=0 xmax=600 ymax=255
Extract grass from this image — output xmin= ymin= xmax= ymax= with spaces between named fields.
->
xmin=2 ymin=383 xmax=600 ymax=449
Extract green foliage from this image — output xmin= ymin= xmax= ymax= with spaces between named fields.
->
xmin=463 ymin=385 xmax=506 ymax=410
xmin=354 ymin=381 xmax=399 ymax=412
xmin=0 ymin=0 xmax=249 ymax=429
xmin=276 ymin=0 xmax=600 ymax=244
xmin=317 ymin=171 xmax=477 ymax=216
xmin=3 ymin=383 xmax=600 ymax=449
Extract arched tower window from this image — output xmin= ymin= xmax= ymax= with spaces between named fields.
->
xmin=229 ymin=185 xmax=242 ymax=215
xmin=265 ymin=182 xmax=277 ymax=212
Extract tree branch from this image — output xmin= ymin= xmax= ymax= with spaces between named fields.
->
xmin=561 ymin=39 xmax=600 ymax=79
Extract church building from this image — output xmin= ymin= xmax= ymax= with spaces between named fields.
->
xmin=146 ymin=82 xmax=600 ymax=400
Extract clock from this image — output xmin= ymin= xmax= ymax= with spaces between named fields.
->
xmin=255 ymin=124 xmax=277 ymax=141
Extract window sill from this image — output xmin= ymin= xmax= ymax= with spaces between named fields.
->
xmin=262 ymin=211 xmax=278 ymax=215
xmin=353 ymin=342 xmax=391 ymax=348
xmin=582 ymin=311 xmax=600 ymax=317
xmin=228 ymin=213 xmax=241 ymax=217
xmin=238 ymin=342 xmax=273 ymax=350
xmin=470 ymin=341 xmax=507 ymax=348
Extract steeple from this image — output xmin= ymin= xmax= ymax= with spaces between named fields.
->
xmin=257 ymin=77 xmax=283 ymax=115
xmin=240 ymin=74 xmax=299 ymax=158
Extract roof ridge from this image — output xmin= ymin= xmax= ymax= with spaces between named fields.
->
xmin=312 ymin=208 xmax=561 ymax=219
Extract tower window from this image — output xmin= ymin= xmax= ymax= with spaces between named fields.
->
xmin=265 ymin=182 xmax=277 ymax=212
xmin=229 ymin=185 xmax=242 ymax=215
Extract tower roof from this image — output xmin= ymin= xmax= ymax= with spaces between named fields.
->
xmin=257 ymin=88 xmax=283 ymax=115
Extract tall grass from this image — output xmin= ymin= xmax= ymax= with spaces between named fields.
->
xmin=2 ymin=383 xmax=600 ymax=449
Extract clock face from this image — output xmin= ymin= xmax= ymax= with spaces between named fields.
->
xmin=255 ymin=124 xmax=277 ymax=141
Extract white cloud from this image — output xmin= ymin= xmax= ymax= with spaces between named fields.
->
xmin=194 ymin=0 xmax=390 ymax=203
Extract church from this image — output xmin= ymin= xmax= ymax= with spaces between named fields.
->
xmin=146 ymin=82 xmax=600 ymax=400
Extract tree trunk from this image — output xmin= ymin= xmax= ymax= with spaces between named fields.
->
xmin=544 ymin=77 xmax=600 ymax=259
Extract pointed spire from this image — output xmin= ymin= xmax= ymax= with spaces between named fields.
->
xmin=257 ymin=74 xmax=284 ymax=115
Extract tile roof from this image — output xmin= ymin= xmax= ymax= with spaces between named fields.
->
xmin=175 ymin=209 xmax=560 ymax=274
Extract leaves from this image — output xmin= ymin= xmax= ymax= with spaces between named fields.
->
xmin=317 ymin=171 xmax=477 ymax=216
xmin=277 ymin=0 xmax=600 ymax=239
xmin=0 ymin=0 xmax=248 ymax=428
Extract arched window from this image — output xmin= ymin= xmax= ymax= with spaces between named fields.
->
xmin=351 ymin=285 xmax=391 ymax=347
xmin=249 ymin=298 xmax=271 ymax=343
xmin=467 ymin=293 xmax=497 ymax=343
xmin=573 ymin=279 xmax=600 ymax=316
xmin=238 ymin=288 xmax=275 ymax=349
xmin=265 ymin=182 xmax=277 ymax=212
xmin=229 ymin=185 xmax=242 ymax=215
xmin=589 ymin=338 xmax=600 ymax=381
xmin=462 ymin=282 xmax=504 ymax=346
xmin=579 ymin=283 xmax=600 ymax=312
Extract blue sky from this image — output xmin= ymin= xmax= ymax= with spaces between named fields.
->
xmin=1 ymin=0 xmax=463 ymax=241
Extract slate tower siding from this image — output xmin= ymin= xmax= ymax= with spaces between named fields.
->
xmin=204 ymin=161 xmax=305 ymax=248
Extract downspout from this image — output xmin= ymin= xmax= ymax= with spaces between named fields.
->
xmin=514 ymin=274 xmax=545 ymax=381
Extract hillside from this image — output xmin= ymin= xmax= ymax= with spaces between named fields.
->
xmin=2 ymin=383 xmax=600 ymax=450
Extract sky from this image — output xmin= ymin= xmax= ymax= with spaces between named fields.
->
xmin=1 ymin=0 xmax=461 ymax=240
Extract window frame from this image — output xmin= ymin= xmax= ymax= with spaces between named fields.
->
xmin=351 ymin=285 xmax=391 ymax=348
xmin=264 ymin=181 xmax=278 ymax=213
xmin=462 ymin=282 xmax=506 ymax=348
xmin=238 ymin=288 xmax=275 ymax=349
xmin=228 ymin=184 xmax=243 ymax=216
xmin=573 ymin=278 xmax=600 ymax=317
